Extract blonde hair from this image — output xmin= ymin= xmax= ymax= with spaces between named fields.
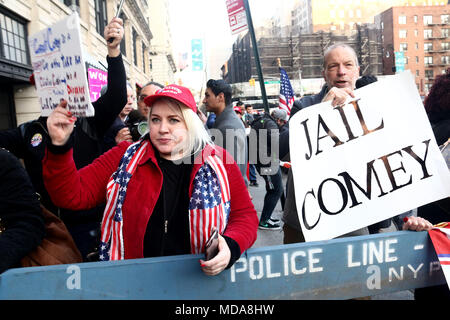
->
xmin=149 ymin=98 xmax=213 ymax=160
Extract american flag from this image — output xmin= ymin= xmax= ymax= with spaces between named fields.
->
xmin=189 ymin=155 xmax=230 ymax=254
xmin=99 ymin=140 xmax=149 ymax=261
xmin=428 ymin=223 xmax=450 ymax=290
xmin=279 ymin=67 xmax=295 ymax=115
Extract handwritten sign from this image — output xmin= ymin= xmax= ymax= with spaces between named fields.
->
xmin=28 ymin=13 xmax=94 ymax=117
xmin=289 ymin=71 xmax=450 ymax=242
xmin=87 ymin=68 xmax=108 ymax=102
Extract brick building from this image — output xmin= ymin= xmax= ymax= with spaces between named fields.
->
xmin=376 ymin=4 xmax=450 ymax=97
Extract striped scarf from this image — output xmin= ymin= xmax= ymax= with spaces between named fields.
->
xmin=99 ymin=140 xmax=230 ymax=261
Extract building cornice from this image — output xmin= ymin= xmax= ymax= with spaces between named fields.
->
xmin=127 ymin=0 xmax=153 ymax=42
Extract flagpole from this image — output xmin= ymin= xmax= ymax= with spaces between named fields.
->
xmin=243 ymin=0 xmax=270 ymax=114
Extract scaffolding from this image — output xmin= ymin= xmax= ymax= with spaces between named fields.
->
xmin=223 ymin=25 xmax=384 ymax=84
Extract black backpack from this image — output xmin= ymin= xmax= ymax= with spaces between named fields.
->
xmin=249 ymin=113 xmax=280 ymax=175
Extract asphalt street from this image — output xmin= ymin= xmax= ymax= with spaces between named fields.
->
xmin=247 ymin=170 xmax=414 ymax=300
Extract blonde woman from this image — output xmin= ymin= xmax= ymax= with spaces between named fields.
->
xmin=43 ymin=85 xmax=258 ymax=275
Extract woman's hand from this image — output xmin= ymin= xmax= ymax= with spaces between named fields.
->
xmin=402 ymin=216 xmax=433 ymax=232
xmin=199 ymin=234 xmax=231 ymax=276
xmin=47 ymin=100 xmax=76 ymax=146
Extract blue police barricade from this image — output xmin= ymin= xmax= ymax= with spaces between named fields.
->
xmin=0 ymin=230 xmax=445 ymax=300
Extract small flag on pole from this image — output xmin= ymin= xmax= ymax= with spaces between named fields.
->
xmin=279 ymin=67 xmax=294 ymax=115
xmin=428 ymin=223 xmax=450 ymax=290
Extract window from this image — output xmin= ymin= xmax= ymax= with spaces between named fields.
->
xmin=424 ymin=56 xmax=433 ymax=65
xmin=399 ymin=29 xmax=407 ymax=38
xmin=442 ymin=29 xmax=449 ymax=38
xmin=399 ymin=15 xmax=406 ymax=24
xmin=416 ymin=70 xmax=419 ymax=76
xmin=441 ymin=14 xmax=449 ymax=24
xmin=442 ymin=42 xmax=450 ymax=50
xmin=414 ymin=15 xmax=418 ymax=23
xmin=424 ymin=29 xmax=433 ymax=39
xmin=142 ymin=42 xmax=146 ymax=72
xmin=415 ymin=56 xmax=419 ymax=63
xmin=425 ymin=69 xmax=434 ymax=79
xmin=442 ymin=56 xmax=450 ymax=64
xmin=119 ymin=13 xmax=126 ymax=57
xmin=399 ymin=43 xmax=408 ymax=51
xmin=59 ymin=0 xmax=80 ymax=11
xmin=132 ymin=28 xmax=137 ymax=66
xmin=94 ymin=0 xmax=107 ymax=35
xmin=414 ymin=29 xmax=418 ymax=37
xmin=424 ymin=42 xmax=433 ymax=51
xmin=0 ymin=11 xmax=29 ymax=65
xmin=415 ymin=42 xmax=419 ymax=50
xmin=423 ymin=15 xmax=433 ymax=25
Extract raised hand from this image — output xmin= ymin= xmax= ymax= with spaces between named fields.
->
xmin=104 ymin=17 xmax=124 ymax=57
xmin=47 ymin=100 xmax=77 ymax=146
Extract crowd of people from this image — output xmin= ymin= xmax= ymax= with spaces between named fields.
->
xmin=0 ymin=16 xmax=447 ymax=299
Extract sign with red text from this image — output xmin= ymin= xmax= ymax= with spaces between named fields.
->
xmin=28 ymin=13 xmax=94 ymax=117
xmin=289 ymin=71 xmax=450 ymax=242
xmin=225 ymin=0 xmax=248 ymax=35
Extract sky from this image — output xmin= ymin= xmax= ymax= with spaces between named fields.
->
xmin=167 ymin=0 xmax=283 ymax=91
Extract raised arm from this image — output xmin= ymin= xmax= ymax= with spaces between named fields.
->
xmin=91 ymin=17 xmax=127 ymax=137
xmin=44 ymin=101 xmax=128 ymax=210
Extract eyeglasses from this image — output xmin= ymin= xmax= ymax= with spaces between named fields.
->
xmin=139 ymin=94 xmax=148 ymax=101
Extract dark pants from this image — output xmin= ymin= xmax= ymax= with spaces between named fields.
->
xmin=260 ymin=168 xmax=284 ymax=223
xmin=66 ymin=222 xmax=100 ymax=261
xmin=249 ymin=164 xmax=257 ymax=182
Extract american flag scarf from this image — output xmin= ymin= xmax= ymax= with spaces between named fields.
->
xmin=99 ymin=139 xmax=149 ymax=261
xmin=99 ymin=140 xmax=230 ymax=261
xmin=189 ymin=154 xmax=231 ymax=254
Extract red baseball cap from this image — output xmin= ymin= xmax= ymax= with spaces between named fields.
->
xmin=144 ymin=84 xmax=197 ymax=113
xmin=233 ymin=106 xmax=242 ymax=114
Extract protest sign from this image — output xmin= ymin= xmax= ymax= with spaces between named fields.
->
xmin=28 ymin=13 xmax=94 ymax=117
xmin=289 ymin=71 xmax=450 ymax=242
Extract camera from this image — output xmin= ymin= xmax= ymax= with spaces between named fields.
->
xmin=125 ymin=110 xmax=148 ymax=141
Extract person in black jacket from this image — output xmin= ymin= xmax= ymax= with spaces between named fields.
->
xmin=251 ymin=113 xmax=283 ymax=230
xmin=0 ymin=17 xmax=127 ymax=260
xmin=414 ymin=68 xmax=450 ymax=301
xmin=0 ymin=148 xmax=45 ymax=273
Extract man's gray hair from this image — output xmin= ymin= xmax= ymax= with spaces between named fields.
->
xmin=100 ymin=81 xmax=133 ymax=96
xmin=323 ymin=43 xmax=360 ymax=69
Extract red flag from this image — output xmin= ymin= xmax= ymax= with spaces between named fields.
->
xmin=428 ymin=223 xmax=450 ymax=290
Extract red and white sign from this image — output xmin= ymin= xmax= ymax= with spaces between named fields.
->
xmin=225 ymin=0 xmax=248 ymax=35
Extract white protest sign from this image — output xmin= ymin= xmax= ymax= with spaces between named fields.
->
xmin=28 ymin=13 xmax=94 ymax=117
xmin=289 ymin=71 xmax=450 ymax=242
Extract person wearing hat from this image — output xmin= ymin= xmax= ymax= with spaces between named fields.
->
xmin=271 ymin=109 xmax=288 ymax=134
xmin=43 ymin=84 xmax=258 ymax=275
